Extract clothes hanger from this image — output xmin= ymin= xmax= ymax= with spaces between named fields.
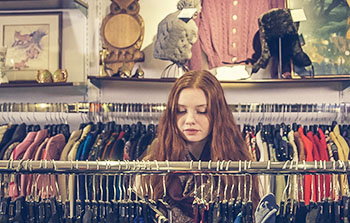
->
xmin=156 ymin=160 xmax=172 ymax=222
xmin=89 ymin=164 xmax=99 ymax=223
xmin=276 ymin=161 xmax=291 ymax=222
xmin=198 ymin=161 xmax=208 ymax=223
xmin=118 ymin=162 xmax=129 ymax=223
xmin=104 ymin=164 xmax=114 ymax=218
xmin=130 ymin=161 xmax=144 ymax=223
xmin=192 ymin=162 xmax=200 ymax=223
xmin=44 ymin=160 xmax=60 ymax=222
xmin=206 ymin=160 xmax=215 ymax=222
xmin=139 ymin=160 xmax=153 ymax=223
xmin=36 ymin=161 xmax=49 ymax=223
xmin=210 ymin=161 xmax=222 ymax=223
xmin=82 ymin=166 xmax=93 ymax=222
xmin=295 ymin=161 xmax=307 ymax=223
xmin=107 ymin=172 xmax=119 ymax=221
xmin=232 ymin=161 xmax=242 ymax=222
xmin=287 ymin=161 xmax=297 ymax=222
xmin=126 ymin=161 xmax=138 ymax=222
xmin=228 ymin=172 xmax=236 ymax=222
xmin=97 ymin=170 xmax=107 ymax=222
xmin=241 ymin=161 xmax=253 ymax=223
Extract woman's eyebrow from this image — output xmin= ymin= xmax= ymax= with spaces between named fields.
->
xmin=177 ymin=104 xmax=207 ymax=107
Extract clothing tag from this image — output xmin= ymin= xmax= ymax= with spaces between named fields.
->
xmin=290 ymin=9 xmax=306 ymax=22
xmin=178 ymin=8 xmax=197 ymax=20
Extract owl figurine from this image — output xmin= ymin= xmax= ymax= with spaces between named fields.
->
xmin=101 ymin=0 xmax=145 ymax=75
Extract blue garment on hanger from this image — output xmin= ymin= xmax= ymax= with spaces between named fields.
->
xmin=255 ymin=193 xmax=278 ymax=223
xmin=234 ymin=212 xmax=242 ymax=223
xmin=80 ymin=133 xmax=93 ymax=160
xmin=75 ymin=138 xmax=86 ymax=161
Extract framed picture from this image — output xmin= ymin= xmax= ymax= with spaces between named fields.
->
xmin=0 ymin=12 xmax=62 ymax=80
xmin=288 ymin=0 xmax=350 ymax=78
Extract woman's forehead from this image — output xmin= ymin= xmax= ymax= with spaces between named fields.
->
xmin=177 ymin=88 xmax=207 ymax=105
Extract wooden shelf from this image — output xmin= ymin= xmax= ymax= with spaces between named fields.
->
xmin=0 ymin=80 xmax=76 ymax=88
xmin=88 ymin=75 xmax=350 ymax=89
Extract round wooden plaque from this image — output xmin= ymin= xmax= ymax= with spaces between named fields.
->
xmin=104 ymin=14 xmax=141 ymax=49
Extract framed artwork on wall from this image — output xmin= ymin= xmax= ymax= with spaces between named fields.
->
xmin=0 ymin=12 xmax=62 ymax=81
xmin=288 ymin=0 xmax=350 ymax=78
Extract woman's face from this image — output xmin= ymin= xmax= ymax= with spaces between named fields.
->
xmin=176 ymin=88 xmax=210 ymax=142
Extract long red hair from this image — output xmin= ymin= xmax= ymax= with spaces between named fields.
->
xmin=144 ymin=70 xmax=259 ymax=205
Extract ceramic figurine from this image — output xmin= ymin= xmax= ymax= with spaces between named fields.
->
xmin=53 ymin=69 xmax=68 ymax=82
xmin=36 ymin=69 xmax=53 ymax=83
xmin=99 ymin=48 xmax=110 ymax=77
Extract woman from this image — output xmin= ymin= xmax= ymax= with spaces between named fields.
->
xmin=142 ymin=70 xmax=259 ymax=221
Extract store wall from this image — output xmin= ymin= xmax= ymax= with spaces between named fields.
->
xmin=88 ymin=0 xmax=346 ymax=105
xmin=0 ymin=0 xmax=348 ymax=126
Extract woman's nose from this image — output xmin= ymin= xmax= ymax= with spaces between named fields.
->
xmin=185 ymin=112 xmax=195 ymax=124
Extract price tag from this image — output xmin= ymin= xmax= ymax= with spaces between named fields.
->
xmin=178 ymin=8 xmax=197 ymax=20
xmin=290 ymin=8 xmax=307 ymax=22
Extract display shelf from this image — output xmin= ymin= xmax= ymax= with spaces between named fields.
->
xmin=88 ymin=75 xmax=350 ymax=90
xmin=88 ymin=76 xmax=177 ymax=88
xmin=0 ymin=80 xmax=85 ymax=88
xmin=0 ymin=0 xmax=88 ymax=16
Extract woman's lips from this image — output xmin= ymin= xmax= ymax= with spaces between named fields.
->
xmin=184 ymin=129 xmax=199 ymax=135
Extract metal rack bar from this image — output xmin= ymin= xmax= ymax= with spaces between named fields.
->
xmin=0 ymin=102 xmax=347 ymax=114
xmin=2 ymin=160 xmax=350 ymax=175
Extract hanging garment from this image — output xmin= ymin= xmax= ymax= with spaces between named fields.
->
xmin=35 ymin=134 xmax=66 ymax=199
xmin=288 ymin=130 xmax=299 ymax=201
xmin=325 ymin=130 xmax=336 ymax=161
xmin=188 ymin=0 xmax=285 ymax=70
xmin=20 ymin=129 xmax=48 ymax=196
xmin=298 ymin=126 xmax=316 ymax=204
xmin=0 ymin=124 xmax=17 ymax=158
xmin=12 ymin=131 xmax=37 ymax=160
xmin=67 ymin=124 xmax=91 ymax=219
xmin=0 ymin=124 xmax=26 ymax=159
xmin=306 ymin=131 xmax=321 ymax=202
xmin=0 ymin=125 xmax=8 ymax=144
xmin=288 ymin=130 xmax=298 ymax=161
xmin=57 ymin=129 xmax=81 ymax=202
xmin=313 ymin=129 xmax=331 ymax=199
xmin=255 ymin=193 xmax=278 ymax=223
xmin=333 ymin=125 xmax=350 ymax=160
xmin=101 ymin=132 xmax=119 ymax=160
xmin=330 ymin=129 xmax=348 ymax=196
xmin=294 ymin=131 xmax=306 ymax=161
xmin=256 ymin=130 xmax=269 ymax=197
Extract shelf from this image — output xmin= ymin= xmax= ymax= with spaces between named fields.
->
xmin=0 ymin=80 xmax=84 ymax=88
xmin=227 ymin=77 xmax=350 ymax=84
xmin=88 ymin=76 xmax=177 ymax=88
xmin=0 ymin=0 xmax=88 ymax=16
xmin=88 ymin=75 xmax=350 ymax=89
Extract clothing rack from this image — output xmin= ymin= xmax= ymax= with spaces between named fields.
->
xmin=1 ymin=102 xmax=347 ymax=126
xmin=0 ymin=102 xmax=348 ymax=113
xmin=1 ymin=160 xmax=350 ymax=175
